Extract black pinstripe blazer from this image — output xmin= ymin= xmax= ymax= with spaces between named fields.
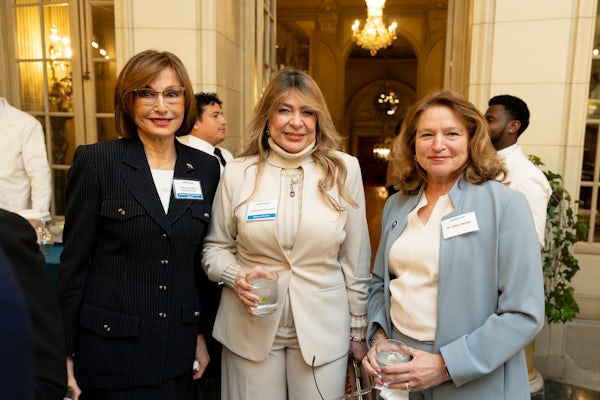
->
xmin=56 ymin=137 xmax=220 ymax=389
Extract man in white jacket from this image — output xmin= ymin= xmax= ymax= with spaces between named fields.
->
xmin=485 ymin=94 xmax=551 ymax=248
xmin=0 ymin=97 xmax=51 ymax=226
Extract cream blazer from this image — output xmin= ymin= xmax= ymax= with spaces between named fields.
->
xmin=202 ymin=151 xmax=371 ymax=366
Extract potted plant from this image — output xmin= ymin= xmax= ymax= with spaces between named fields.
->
xmin=528 ymin=155 xmax=589 ymax=323
xmin=525 ymin=156 xmax=588 ymax=394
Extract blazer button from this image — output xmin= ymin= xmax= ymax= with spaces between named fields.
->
xmin=203 ymin=212 xmax=210 ymax=219
xmin=194 ymin=311 xmax=200 ymax=317
xmin=161 ymin=233 xmax=169 ymax=239
xmin=118 ymin=208 xmax=126 ymax=216
xmin=103 ymin=324 xmax=111 ymax=332
xmin=158 ymin=285 xmax=167 ymax=291
xmin=160 ymin=259 xmax=169 ymax=266
xmin=158 ymin=312 xmax=167 ymax=318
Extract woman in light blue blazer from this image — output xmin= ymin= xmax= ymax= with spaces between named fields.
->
xmin=362 ymin=90 xmax=544 ymax=400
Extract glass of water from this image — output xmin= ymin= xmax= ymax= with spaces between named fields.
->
xmin=36 ymin=214 xmax=54 ymax=257
xmin=245 ymin=270 xmax=279 ymax=316
xmin=375 ymin=338 xmax=411 ymax=397
xmin=375 ymin=339 xmax=410 ymax=368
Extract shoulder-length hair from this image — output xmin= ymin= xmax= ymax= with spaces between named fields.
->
xmin=114 ymin=50 xmax=197 ymax=138
xmin=240 ymin=68 xmax=356 ymax=210
xmin=391 ymin=89 xmax=506 ymax=195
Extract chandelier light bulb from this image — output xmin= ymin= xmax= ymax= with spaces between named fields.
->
xmin=351 ymin=0 xmax=397 ymax=55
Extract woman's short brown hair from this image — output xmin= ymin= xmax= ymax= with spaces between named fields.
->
xmin=113 ymin=50 xmax=197 ymax=138
xmin=391 ymin=89 xmax=506 ymax=195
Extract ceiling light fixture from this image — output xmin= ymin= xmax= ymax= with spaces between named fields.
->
xmin=351 ymin=0 xmax=397 ymax=56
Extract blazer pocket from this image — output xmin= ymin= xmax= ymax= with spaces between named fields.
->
xmin=99 ymin=200 xmax=146 ymax=245
xmin=99 ymin=200 xmax=145 ymax=221
xmin=187 ymin=204 xmax=212 ymax=245
xmin=181 ymin=298 xmax=201 ymax=324
xmin=190 ymin=204 xmax=212 ymax=224
xmin=79 ymin=304 xmax=140 ymax=338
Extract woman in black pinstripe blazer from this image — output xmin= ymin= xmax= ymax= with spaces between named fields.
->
xmin=56 ymin=50 xmax=220 ymax=400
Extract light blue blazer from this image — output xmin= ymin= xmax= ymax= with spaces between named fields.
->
xmin=367 ymin=178 xmax=544 ymax=400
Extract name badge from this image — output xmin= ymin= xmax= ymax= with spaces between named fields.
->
xmin=441 ymin=211 xmax=479 ymax=239
xmin=173 ymin=179 xmax=203 ymax=200
xmin=246 ymin=200 xmax=277 ymax=221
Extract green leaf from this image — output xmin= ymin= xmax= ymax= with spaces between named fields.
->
xmin=529 ymin=154 xmax=588 ymax=323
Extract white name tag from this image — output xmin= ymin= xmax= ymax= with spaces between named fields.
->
xmin=246 ymin=200 xmax=278 ymax=221
xmin=441 ymin=211 xmax=479 ymax=239
xmin=173 ymin=179 xmax=203 ymax=200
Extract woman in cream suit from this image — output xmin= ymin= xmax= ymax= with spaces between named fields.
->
xmin=202 ymin=68 xmax=371 ymax=400
xmin=362 ymin=90 xmax=544 ymax=399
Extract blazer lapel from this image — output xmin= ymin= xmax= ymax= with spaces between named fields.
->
xmin=437 ymin=179 xmax=466 ymax=309
xmin=166 ymin=145 xmax=196 ymax=225
xmin=121 ymin=139 xmax=172 ymax=233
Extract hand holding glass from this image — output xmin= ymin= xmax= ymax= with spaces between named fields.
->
xmin=375 ymin=339 xmax=411 ymax=393
xmin=245 ymin=270 xmax=279 ymax=316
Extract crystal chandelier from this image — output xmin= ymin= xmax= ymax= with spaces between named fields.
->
xmin=377 ymin=91 xmax=400 ymax=115
xmin=351 ymin=0 xmax=397 ymax=56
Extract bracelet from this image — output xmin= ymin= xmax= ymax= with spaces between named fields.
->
xmin=350 ymin=336 xmax=365 ymax=342
xmin=369 ymin=329 xmax=387 ymax=347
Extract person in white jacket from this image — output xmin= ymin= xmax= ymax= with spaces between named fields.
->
xmin=0 ymin=97 xmax=51 ymax=225
xmin=484 ymin=94 xmax=551 ymax=248
xmin=202 ymin=68 xmax=371 ymax=400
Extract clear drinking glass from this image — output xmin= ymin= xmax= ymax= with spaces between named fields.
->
xmin=36 ymin=215 xmax=54 ymax=257
xmin=375 ymin=339 xmax=411 ymax=398
xmin=246 ymin=270 xmax=279 ymax=316
xmin=375 ymin=339 xmax=411 ymax=368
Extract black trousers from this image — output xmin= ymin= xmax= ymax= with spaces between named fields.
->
xmin=80 ymin=370 xmax=193 ymax=400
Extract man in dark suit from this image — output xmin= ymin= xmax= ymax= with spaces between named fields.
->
xmin=0 ymin=247 xmax=35 ymax=399
xmin=0 ymin=208 xmax=68 ymax=400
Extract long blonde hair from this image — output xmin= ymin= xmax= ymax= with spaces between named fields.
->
xmin=240 ymin=68 xmax=357 ymax=210
xmin=391 ymin=89 xmax=506 ymax=195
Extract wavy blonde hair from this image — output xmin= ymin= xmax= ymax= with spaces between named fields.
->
xmin=239 ymin=68 xmax=357 ymax=211
xmin=390 ymin=89 xmax=506 ymax=195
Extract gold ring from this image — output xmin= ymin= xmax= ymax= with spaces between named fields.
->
xmin=406 ymin=382 xmax=410 ymax=392
xmin=234 ymin=275 xmax=242 ymax=285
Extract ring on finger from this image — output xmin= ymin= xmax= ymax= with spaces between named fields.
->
xmin=406 ymin=382 xmax=410 ymax=392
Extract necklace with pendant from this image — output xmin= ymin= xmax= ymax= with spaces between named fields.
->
xmin=289 ymin=176 xmax=299 ymax=197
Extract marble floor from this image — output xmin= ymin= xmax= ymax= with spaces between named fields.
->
xmin=541 ymin=379 xmax=600 ymax=400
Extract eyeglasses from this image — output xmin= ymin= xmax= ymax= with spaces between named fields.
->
xmin=132 ymin=87 xmax=185 ymax=105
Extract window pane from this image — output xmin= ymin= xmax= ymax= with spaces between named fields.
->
xmin=97 ymin=117 xmax=116 ymax=142
xmin=50 ymin=116 xmax=74 ymax=165
xmin=94 ymin=61 xmax=116 ymax=114
xmin=582 ymin=124 xmax=598 ymax=181
xmin=590 ymin=60 xmax=600 ymax=100
xmin=48 ymin=60 xmax=72 ymax=112
xmin=91 ymin=4 xmax=116 ymax=116
xmin=44 ymin=4 xmax=71 ymax=60
xmin=15 ymin=6 xmax=43 ymax=59
xmin=19 ymin=61 xmax=45 ymax=111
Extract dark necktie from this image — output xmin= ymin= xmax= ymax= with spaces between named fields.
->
xmin=214 ymin=147 xmax=227 ymax=166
